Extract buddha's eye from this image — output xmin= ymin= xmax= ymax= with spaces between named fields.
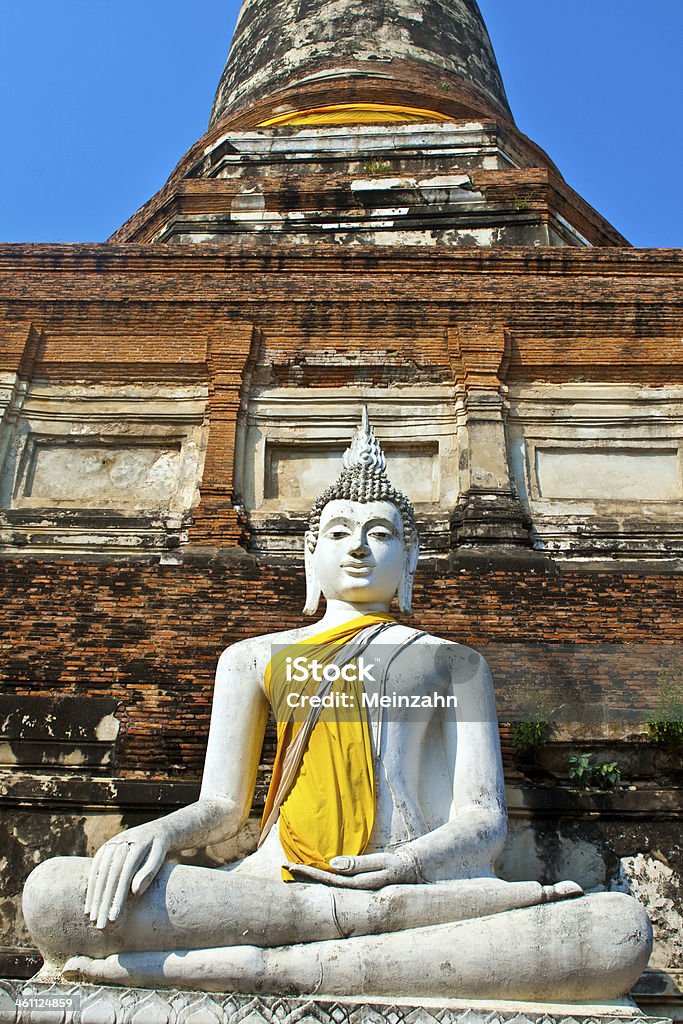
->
xmin=369 ymin=528 xmax=393 ymax=541
xmin=327 ymin=528 xmax=351 ymax=540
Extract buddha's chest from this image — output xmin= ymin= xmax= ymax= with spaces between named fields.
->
xmin=364 ymin=686 xmax=457 ymax=848
xmin=362 ymin=660 xmax=454 ymax=757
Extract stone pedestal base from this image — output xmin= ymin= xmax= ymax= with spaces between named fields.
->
xmin=0 ymin=982 xmax=674 ymax=1024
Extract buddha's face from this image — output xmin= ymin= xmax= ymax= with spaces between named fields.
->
xmin=312 ymin=499 xmax=407 ymax=607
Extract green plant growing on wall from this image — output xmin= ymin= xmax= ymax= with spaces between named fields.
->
xmin=510 ymin=719 xmax=548 ymax=754
xmin=364 ymin=159 xmax=391 ymax=174
xmin=513 ymin=194 xmax=532 ymax=211
xmin=567 ymin=753 xmax=621 ymax=791
xmin=508 ymin=675 xmax=552 ymax=755
xmin=645 ymin=670 xmax=683 ymax=744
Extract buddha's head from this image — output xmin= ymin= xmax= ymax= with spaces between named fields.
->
xmin=304 ymin=409 xmax=419 ymax=615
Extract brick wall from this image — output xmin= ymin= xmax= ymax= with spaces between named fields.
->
xmin=1 ymin=556 xmax=680 ymax=778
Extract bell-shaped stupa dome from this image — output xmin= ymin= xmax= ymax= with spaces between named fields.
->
xmin=210 ymin=0 xmax=513 ymax=129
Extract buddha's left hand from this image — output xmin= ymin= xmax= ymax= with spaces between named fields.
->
xmin=286 ymin=848 xmax=422 ymax=889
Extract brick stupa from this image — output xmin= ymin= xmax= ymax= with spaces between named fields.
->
xmin=0 ymin=0 xmax=681 ymax=1014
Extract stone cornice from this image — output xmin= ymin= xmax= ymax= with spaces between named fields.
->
xmin=1 ymin=244 xmax=681 ymax=277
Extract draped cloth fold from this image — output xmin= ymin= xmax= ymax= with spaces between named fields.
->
xmin=261 ymin=614 xmax=395 ymax=880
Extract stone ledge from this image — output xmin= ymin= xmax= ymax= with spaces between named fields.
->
xmin=2 ymin=772 xmax=681 ymax=820
xmin=0 ymin=982 xmax=675 ymax=1024
xmin=0 ymin=948 xmax=41 ymax=982
xmin=2 ymin=545 xmax=682 ymax=575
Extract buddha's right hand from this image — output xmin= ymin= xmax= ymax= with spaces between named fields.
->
xmin=85 ymin=823 xmax=170 ymax=929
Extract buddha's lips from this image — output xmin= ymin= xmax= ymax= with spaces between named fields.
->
xmin=341 ymin=563 xmax=374 ymax=576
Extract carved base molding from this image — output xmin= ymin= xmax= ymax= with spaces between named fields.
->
xmin=451 ymin=490 xmax=532 ymax=547
xmin=0 ymin=982 xmax=674 ymax=1024
xmin=0 ymin=509 xmax=190 ymax=555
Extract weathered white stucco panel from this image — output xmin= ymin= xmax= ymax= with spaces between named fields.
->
xmin=506 ymin=383 xmax=683 ymax=558
xmin=0 ymin=382 xmax=210 ymax=553
xmin=237 ymin=387 xmax=459 ymax=552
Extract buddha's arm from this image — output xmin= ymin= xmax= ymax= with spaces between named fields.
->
xmin=85 ymin=642 xmax=269 ymax=928
xmin=404 ymin=650 xmax=507 ymax=881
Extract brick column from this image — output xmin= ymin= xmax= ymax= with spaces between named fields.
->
xmin=0 ymin=324 xmax=43 ymax=504
xmin=189 ymin=324 xmax=259 ymax=548
xmin=448 ymin=325 xmax=531 ymax=547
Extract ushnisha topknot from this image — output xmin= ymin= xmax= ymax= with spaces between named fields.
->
xmin=307 ymin=408 xmax=417 ymax=551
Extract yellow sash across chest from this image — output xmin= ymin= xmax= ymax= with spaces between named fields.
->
xmin=262 ymin=614 xmax=394 ymax=880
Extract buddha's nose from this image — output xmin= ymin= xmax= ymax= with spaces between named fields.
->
xmin=349 ymin=535 xmax=370 ymax=556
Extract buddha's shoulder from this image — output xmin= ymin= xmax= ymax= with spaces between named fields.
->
xmin=401 ymin=627 xmax=489 ymax=673
xmin=216 ymin=625 xmax=320 ymax=673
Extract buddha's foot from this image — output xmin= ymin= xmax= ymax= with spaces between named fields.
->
xmin=64 ymin=892 xmax=651 ymax=1002
xmin=65 ymin=953 xmax=165 ymax=988
xmin=541 ymin=880 xmax=584 ymax=902
xmin=64 ymin=947 xmax=262 ymax=989
xmin=65 ymin=956 xmax=122 ymax=984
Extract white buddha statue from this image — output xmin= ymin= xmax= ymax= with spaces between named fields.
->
xmin=23 ymin=410 xmax=652 ymax=1003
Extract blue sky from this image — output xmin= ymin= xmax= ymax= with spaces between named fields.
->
xmin=0 ymin=0 xmax=681 ymax=246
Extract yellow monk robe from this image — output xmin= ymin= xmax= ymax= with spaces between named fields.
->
xmin=262 ymin=614 xmax=394 ymax=879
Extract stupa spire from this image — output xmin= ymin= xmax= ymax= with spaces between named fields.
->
xmin=210 ymin=0 xmax=512 ymax=129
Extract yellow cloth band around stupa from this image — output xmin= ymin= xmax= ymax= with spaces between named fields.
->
xmin=258 ymin=103 xmax=453 ymax=127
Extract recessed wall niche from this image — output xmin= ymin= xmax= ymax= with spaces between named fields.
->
xmin=0 ymin=382 xmax=209 ymax=553
xmin=13 ymin=436 xmax=184 ymax=510
xmin=264 ymin=441 xmax=439 ymax=506
xmin=506 ymin=383 xmax=683 ymax=556
xmin=237 ymin=388 xmax=459 ymax=553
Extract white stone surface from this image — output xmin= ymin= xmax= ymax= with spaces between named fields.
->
xmin=535 ymin=447 xmax=680 ymax=502
xmin=4 ymin=980 xmax=673 ymax=1024
xmin=613 ymin=855 xmax=683 ymax=971
xmin=18 ymin=441 xmax=183 ymax=509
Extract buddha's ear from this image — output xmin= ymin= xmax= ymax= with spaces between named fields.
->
xmin=303 ymin=532 xmax=322 ymax=616
xmin=398 ymin=537 xmax=419 ymax=616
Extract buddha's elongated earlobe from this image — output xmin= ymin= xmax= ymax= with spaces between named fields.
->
xmin=398 ymin=539 xmax=419 ymax=615
xmin=303 ymin=534 xmax=322 ymax=616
